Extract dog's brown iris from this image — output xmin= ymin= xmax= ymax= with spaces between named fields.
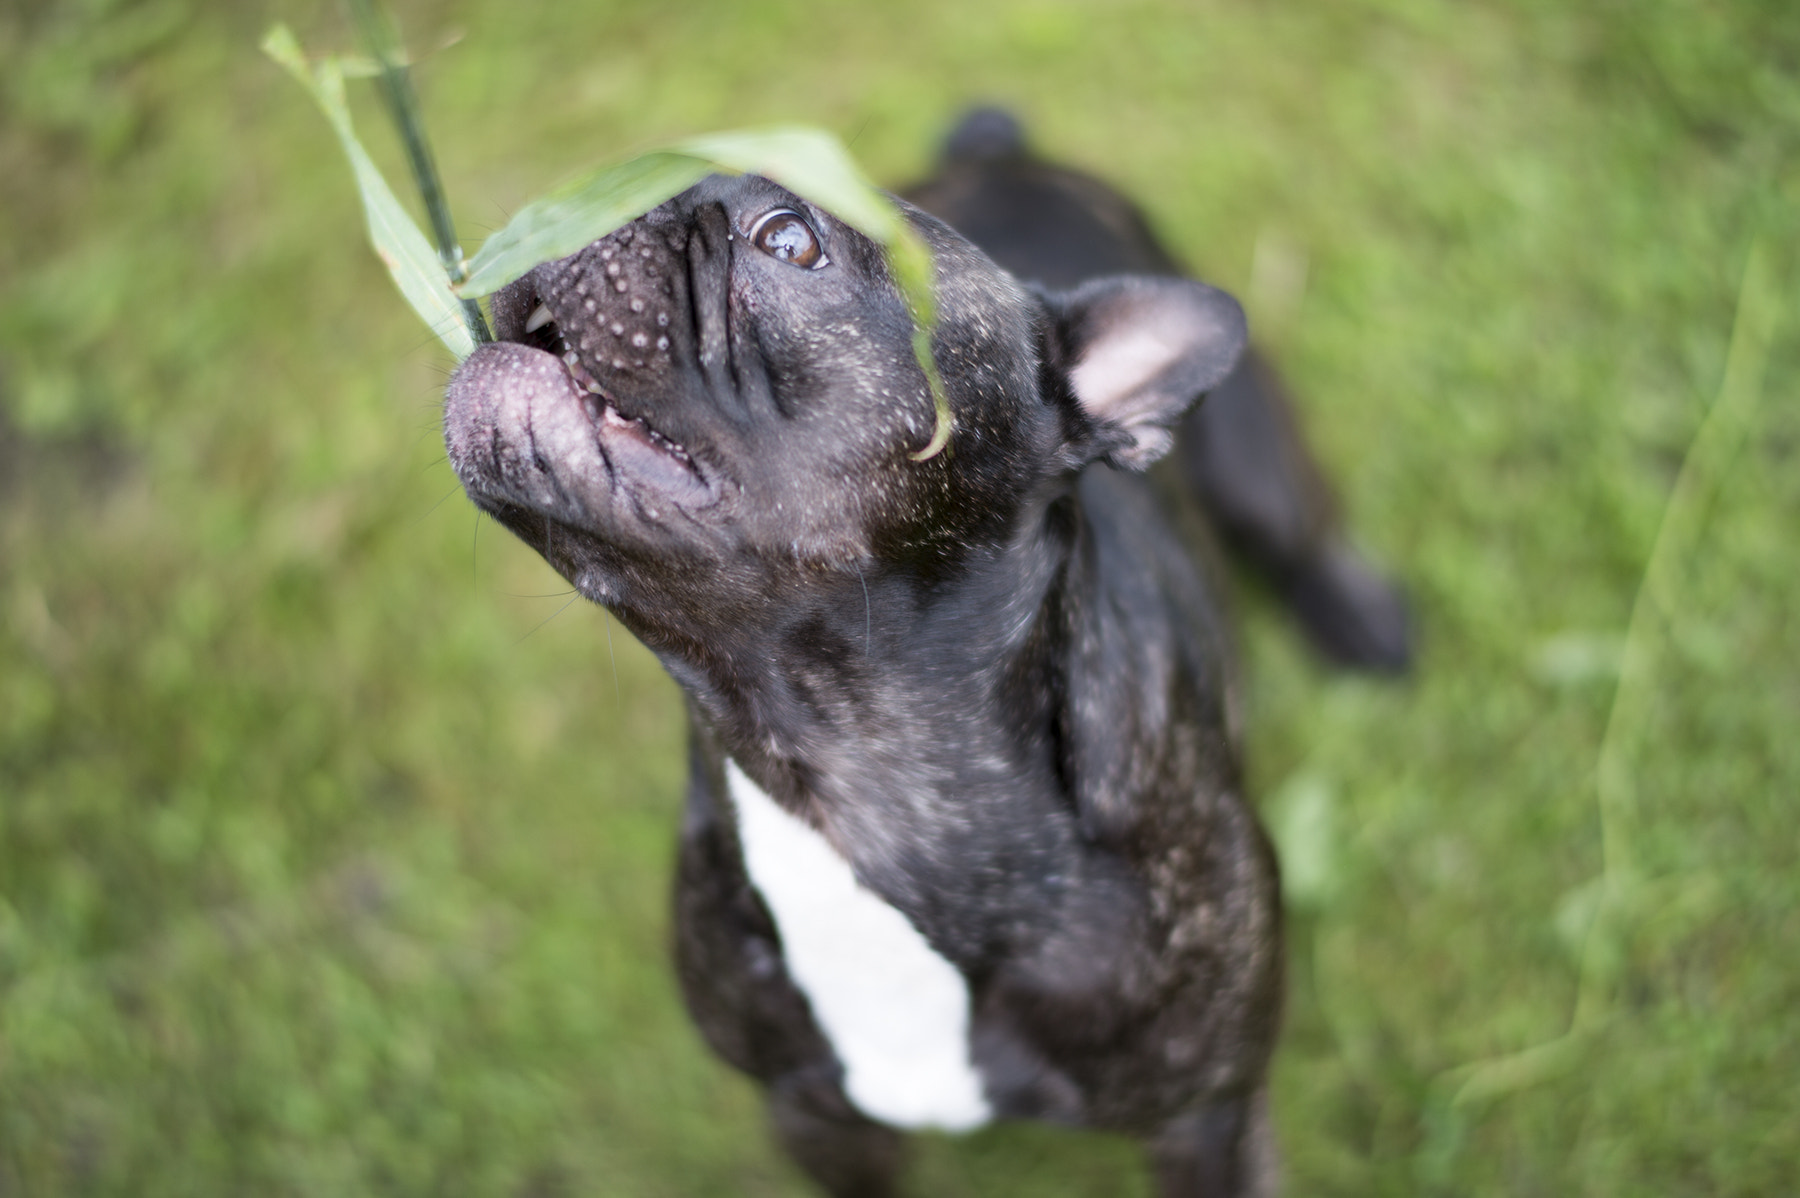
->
xmin=750 ymin=210 xmax=824 ymax=268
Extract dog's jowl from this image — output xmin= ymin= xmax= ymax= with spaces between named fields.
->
xmin=444 ymin=111 xmax=1407 ymax=1198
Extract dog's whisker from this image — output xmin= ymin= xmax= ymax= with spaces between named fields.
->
xmin=515 ymin=594 xmax=580 ymax=645
xmin=416 ymin=480 xmax=467 ymax=525
xmin=603 ymin=608 xmax=622 ymax=706
xmin=856 ymin=563 xmax=872 ymax=659
xmin=469 ymin=509 xmax=482 ymax=587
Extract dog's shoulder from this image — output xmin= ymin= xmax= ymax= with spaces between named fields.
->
xmin=902 ymin=106 xmax=1183 ymax=290
xmin=1059 ymin=466 xmax=1239 ymax=846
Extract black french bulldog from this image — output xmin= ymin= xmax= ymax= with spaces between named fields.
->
xmin=443 ymin=109 xmax=1407 ymax=1198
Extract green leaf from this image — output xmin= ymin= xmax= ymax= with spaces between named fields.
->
xmin=459 ymin=126 xmax=898 ymax=299
xmin=262 ymin=25 xmax=476 ymax=361
xmin=265 ymin=37 xmax=952 ymax=457
xmin=672 ymin=126 xmax=901 ymax=243
xmin=885 ymin=228 xmax=951 ymax=460
xmin=456 ymin=124 xmax=953 ymax=457
xmin=675 ymin=129 xmax=951 ymax=458
xmin=456 ymin=152 xmax=713 ymax=299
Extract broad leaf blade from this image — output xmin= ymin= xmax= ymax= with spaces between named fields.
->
xmin=263 ymin=25 xmax=476 ymax=360
xmin=460 ymin=127 xmax=898 ymax=299
xmin=884 ymin=227 xmax=951 ymax=459
xmin=670 ymin=127 xmax=950 ymax=457
xmin=458 ymin=153 xmax=712 ymax=298
xmin=669 ymin=126 xmax=901 ymax=242
xmin=454 ymin=124 xmax=953 ymax=456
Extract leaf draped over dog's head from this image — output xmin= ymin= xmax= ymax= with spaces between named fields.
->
xmin=265 ymin=25 xmax=953 ymax=459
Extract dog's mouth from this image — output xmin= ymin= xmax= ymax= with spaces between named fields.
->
xmin=496 ymin=280 xmax=712 ymax=509
xmin=520 ymin=298 xmax=696 ymax=467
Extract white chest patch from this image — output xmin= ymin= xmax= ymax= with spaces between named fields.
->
xmin=726 ymin=761 xmax=991 ymax=1132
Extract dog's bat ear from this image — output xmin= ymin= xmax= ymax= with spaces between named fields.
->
xmin=1048 ymin=276 xmax=1247 ymax=470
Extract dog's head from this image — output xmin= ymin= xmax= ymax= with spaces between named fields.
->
xmin=444 ymin=173 xmax=1244 ymax=644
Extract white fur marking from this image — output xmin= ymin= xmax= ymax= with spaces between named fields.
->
xmin=727 ymin=761 xmax=991 ymax=1131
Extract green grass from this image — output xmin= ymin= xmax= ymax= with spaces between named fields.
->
xmin=2 ymin=0 xmax=1795 ymax=1193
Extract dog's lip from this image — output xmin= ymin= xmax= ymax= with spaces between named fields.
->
xmin=501 ymin=291 xmax=712 ymax=504
xmin=471 ymin=277 xmax=723 ymax=521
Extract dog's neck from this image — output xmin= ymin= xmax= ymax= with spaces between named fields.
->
xmin=657 ymin=490 xmax=1106 ymax=963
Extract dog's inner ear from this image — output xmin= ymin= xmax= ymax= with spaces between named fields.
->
xmin=1052 ymin=276 xmax=1247 ymax=470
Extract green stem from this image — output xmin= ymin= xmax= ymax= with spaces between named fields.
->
xmin=1433 ymin=235 xmax=1778 ymax=1116
xmin=346 ymin=0 xmax=490 ymax=345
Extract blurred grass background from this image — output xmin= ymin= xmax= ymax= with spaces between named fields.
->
xmin=2 ymin=0 xmax=1796 ymax=1193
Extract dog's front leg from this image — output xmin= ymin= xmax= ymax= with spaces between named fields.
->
xmin=768 ymin=1082 xmax=905 ymax=1198
xmin=1148 ymin=1088 xmax=1276 ymax=1198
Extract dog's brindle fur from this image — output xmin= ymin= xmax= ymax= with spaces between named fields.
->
xmin=443 ymin=111 xmax=1406 ymax=1197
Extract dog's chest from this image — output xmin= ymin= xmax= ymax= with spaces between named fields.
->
xmin=726 ymin=761 xmax=991 ymax=1131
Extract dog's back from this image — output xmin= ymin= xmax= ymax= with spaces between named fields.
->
xmin=906 ymin=107 xmax=1411 ymax=672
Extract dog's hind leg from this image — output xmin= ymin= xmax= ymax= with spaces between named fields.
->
xmin=1149 ymin=1088 xmax=1277 ymax=1198
xmin=767 ymin=1082 xmax=905 ymax=1198
xmin=1175 ymin=349 xmax=1412 ymax=673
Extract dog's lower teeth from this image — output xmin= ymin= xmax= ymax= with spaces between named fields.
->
xmin=554 ymin=355 xmax=687 ymax=462
xmin=525 ymin=304 xmax=555 ymax=334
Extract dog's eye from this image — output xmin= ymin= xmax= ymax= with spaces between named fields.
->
xmin=749 ymin=210 xmax=825 ymax=268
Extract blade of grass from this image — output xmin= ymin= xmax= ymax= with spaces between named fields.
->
xmin=454 ymin=151 xmax=713 ymax=299
xmin=665 ymin=129 xmax=954 ymax=459
xmin=888 ymin=230 xmax=951 ymax=460
xmin=344 ymin=0 xmax=490 ymax=345
xmin=1430 ymin=234 xmax=1780 ymax=1116
xmin=457 ymin=126 xmax=952 ymax=457
xmin=263 ymin=25 xmax=476 ymax=360
xmin=673 ymin=126 xmax=901 ymax=241
xmin=268 ymin=27 xmax=950 ymax=457
xmin=457 ymin=127 xmax=898 ymax=298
